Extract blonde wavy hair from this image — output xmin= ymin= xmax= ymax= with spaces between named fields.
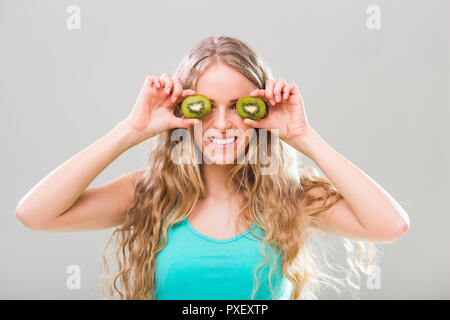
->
xmin=98 ymin=35 xmax=380 ymax=300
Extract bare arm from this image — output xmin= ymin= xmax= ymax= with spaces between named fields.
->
xmin=15 ymin=120 xmax=145 ymax=231
xmin=33 ymin=170 xmax=144 ymax=232
xmin=15 ymin=74 xmax=198 ymax=232
xmin=289 ymin=127 xmax=410 ymax=243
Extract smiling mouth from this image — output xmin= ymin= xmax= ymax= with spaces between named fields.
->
xmin=207 ymin=136 xmax=238 ymax=146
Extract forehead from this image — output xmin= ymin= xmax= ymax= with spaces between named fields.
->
xmin=195 ymin=63 xmax=256 ymax=97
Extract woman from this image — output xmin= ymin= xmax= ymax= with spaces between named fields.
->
xmin=15 ymin=35 xmax=410 ymax=300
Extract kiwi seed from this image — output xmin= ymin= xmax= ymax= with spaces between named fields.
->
xmin=236 ymin=96 xmax=267 ymax=120
xmin=181 ymin=94 xmax=211 ymax=119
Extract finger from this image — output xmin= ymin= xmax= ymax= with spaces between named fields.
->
xmin=247 ymin=89 xmax=271 ymax=108
xmin=144 ymin=75 xmax=155 ymax=88
xmin=159 ymin=73 xmax=169 ymax=87
xmin=154 ymin=78 xmax=161 ymax=88
xmin=172 ymin=89 xmax=196 ymax=104
xmin=160 ymin=73 xmax=173 ymax=95
xmin=283 ymin=83 xmax=293 ymax=100
xmin=243 ymin=117 xmax=270 ymax=130
xmin=248 ymin=89 xmax=269 ymax=104
xmin=248 ymin=89 xmax=266 ymax=97
xmin=182 ymin=89 xmax=196 ymax=96
xmin=171 ymin=77 xmax=183 ymax=103
xmin=265 ymin=79 xmax=276 ymax=106
xmin=288 ymin=83 xmax=303 ymax=106
xmin=168 ymin=116 xmax=200 ymax=129
xmin=273 ymin=78 xmax=287 ymax=103
xmin=291 ymin=82 xmax=301 ymax=97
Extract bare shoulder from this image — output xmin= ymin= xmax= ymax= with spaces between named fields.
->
xmin=118 ymin=169 xmax=145 ymax=194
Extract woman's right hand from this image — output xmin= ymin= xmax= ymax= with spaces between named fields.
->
xmin=122 ymin=73 xmax=199 ymax=142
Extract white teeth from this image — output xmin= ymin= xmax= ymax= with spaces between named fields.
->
xmin=209 ymin=137 xmax=236 ymax=145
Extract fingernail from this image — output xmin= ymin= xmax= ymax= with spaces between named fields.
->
xmin=276 ymin=95 xmax=280 ymax=102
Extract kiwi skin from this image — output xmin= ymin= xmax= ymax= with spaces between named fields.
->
xmin=236 ymin=96 xmax=267 ymax=120
xmin=181 ymin=94 xmax=211 ymax=119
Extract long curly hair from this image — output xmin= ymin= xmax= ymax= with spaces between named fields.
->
xmin=98 ymin=35 xmax=380 ymax=300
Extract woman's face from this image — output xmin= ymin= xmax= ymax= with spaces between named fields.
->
xmin=193 ymin=62 xmax=257 ymax=165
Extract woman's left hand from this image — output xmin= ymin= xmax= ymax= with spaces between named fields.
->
xmin=244 ymin=78 xmax=311 ymax=142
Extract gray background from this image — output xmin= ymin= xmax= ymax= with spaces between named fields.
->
xmin=1 ymin=0 xmax=449 ymax=299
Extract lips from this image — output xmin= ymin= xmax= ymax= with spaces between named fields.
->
xmin=207 ymin=136 xmax=238 ymax=145
xmin=207 ymin=135 xmax=236 ymax=139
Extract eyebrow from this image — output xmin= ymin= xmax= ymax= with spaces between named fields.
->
xmin=209 ymin=98 xmax=239 ymax=104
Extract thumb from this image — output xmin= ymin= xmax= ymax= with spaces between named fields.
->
xmin=243 ymin=118 xmax=270 ymax=130
xmin=169 ymin=117 xmax=200 ymax=129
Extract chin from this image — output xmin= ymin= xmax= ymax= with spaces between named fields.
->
xmin=202 ymin=153 xmax=237 ymax=165
xmin=201 ymin=136 xmax=248 ymax=165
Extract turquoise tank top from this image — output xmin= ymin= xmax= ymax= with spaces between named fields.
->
xmin=154 ymin=217 xmax=292 ymax=299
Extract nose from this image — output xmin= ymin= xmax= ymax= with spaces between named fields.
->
xmin=211 ymin=106 xmax=232 ymax=131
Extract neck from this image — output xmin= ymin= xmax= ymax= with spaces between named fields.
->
xmin=201 ymin=163 xmax=236 ymax=201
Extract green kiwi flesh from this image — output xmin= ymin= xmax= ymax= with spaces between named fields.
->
xmin=236 ymin=96 xmax=266 ymax=120
xmin=181 ymin=94 xmax=211 ymax=119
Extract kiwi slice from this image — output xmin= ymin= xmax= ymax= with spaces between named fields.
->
xmin=181 ymin=94 xmax=211 ymax=119
xmin=236 ymin=96 xmax=267 ymax=120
